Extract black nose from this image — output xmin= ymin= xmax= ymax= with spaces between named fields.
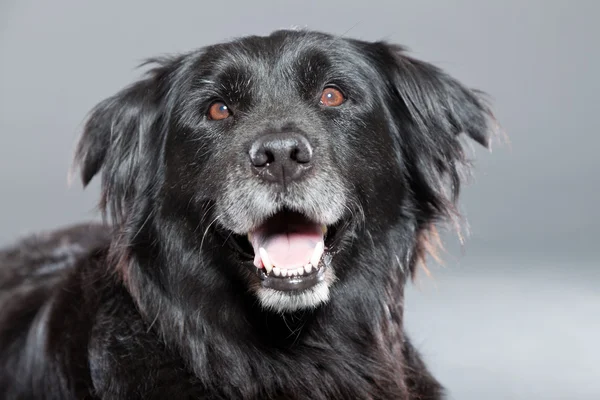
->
xmin=249 ymin=133 xmax=313 ymax=184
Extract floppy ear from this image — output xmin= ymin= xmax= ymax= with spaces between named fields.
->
xmin=371 ymin=43 xmax=497 ymax=275
xmin=72 ymin=58 xmax=179 ymax=222
xmin=374 ymin=43 xmax=496 ymax=214
xmin=383 ymin=44 xmax=494 ymax=149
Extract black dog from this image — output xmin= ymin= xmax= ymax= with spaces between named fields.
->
xmin=0 ymin=30 xmax=494 ymax=399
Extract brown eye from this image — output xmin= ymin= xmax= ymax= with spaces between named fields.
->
xmin=320 ymin=87 xmax=345 ymax=107
xmin=207 ymin=102 xmax=231 ymax=120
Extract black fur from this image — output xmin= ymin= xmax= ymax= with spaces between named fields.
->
xmin=0 ymin=30 xmax=494 ymax=399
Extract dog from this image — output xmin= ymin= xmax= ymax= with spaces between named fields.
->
xmin=0 ymin=30 xmax=494 ymax=399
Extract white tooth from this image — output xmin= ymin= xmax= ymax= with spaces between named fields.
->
xmin=291 ymin=269 xmax=298 ymax=276
xmin=247 ymin=233 xmax=253 ymax=242
xmin=296 ymin=267 xmax=304 ymax=276
xmin=304 ymin=264 xmax=312 ymax=274
xmin=273 ymin=267 xmax=281 ymax=276
xmin=259 ymin=248 xmax=273 ymax=274
xmin=310 ymin=241 xmax=324 ymax=268
xmin=281 ymin=269 xmax=288 ymax=277
xmin=321 ymin=225 xmax=328 ymax=235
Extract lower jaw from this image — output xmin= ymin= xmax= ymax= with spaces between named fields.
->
xmin=247 ymin=255 xmax=336 ymax=312
xmin=260 ymin=266 xmax=326 ymax=291
xmin=254 ymin=279 xmax=331 ymax=313
xmin=244 ymin=251 xmax=332 ymax=293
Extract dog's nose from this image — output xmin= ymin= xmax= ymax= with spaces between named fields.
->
xmin=249 ymin=133 xmax=313 ymax=184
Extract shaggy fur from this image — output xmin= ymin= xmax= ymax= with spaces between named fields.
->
xmin=0 ymin=30 xmax=494 ymax=399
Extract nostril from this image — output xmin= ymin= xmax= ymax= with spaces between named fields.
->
xmin=264 ymin=150 xmax=275 ymax=165
xmin=250 ymin=152 xmax=266 ymax=167
xmin=292 ymin=141 xmax=312 ymax=164
xmin=250 ymin=142 xmax=274 ymax=168
xmin=290 ymin=147 xmax=311 ymax=164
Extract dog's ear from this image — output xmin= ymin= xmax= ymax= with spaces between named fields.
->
xmin=368 ymin=43 xmax=497 ymax=275
xmin=381 ymin=43 xmax=494 ymax=149
xmin=74 ymin=84 xmax=146 ymax=188
xmin=72 ymin=57 xmax=181 ymax=220
xmin=372 ymin=43 xmax=496 ymax=209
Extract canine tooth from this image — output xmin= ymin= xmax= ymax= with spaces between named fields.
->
xmin=281 ymin=269 xmax=288 ymax=277
xmin=247 ymin=233 xmax=253 ymax=242
xmin=321 ymin=225 xmax=328 ymax=235
xmin=259 ymin=248 xmax=273 ymax=274
xmin=310 ymin=241 xmax=324 ymax=268
xmin=253 ymin=254 xmax=263 ymax=268
xmin=273 ymin=267 xmax=281 ymax=276
xmin=304 ymin=264 xmax=312 ymax=274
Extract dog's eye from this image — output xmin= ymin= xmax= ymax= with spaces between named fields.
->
xmin=207 ymin=101 xmax=231 ymax=120
xmin=320 ymin=87 xmax=345 ymax=107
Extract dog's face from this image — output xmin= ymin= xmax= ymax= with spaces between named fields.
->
xmin=74 ymin=30 xmax=492 ymax=314
xmin=163 ymin=32 xmax=405 ymax=311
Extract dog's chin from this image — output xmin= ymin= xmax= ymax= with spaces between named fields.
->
xmin=254 ymin=272 xmax=336 ymax=313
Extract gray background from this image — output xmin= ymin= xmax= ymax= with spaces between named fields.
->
xmin=1 ymin=0 xmax=598 ymax=398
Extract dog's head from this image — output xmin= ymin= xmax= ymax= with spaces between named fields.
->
xmin=74 ymin=30 xmax=493 ymax=314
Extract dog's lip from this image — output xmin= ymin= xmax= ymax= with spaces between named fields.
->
xmin=251 ymin=260 xmax=327 ymax=291
xmin=223 ymin=212 xmax=347 ymax=292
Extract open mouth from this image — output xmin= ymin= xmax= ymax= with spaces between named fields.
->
xmin=226 ymin=209 xmax=346 ymax=292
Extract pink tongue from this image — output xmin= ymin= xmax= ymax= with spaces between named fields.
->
xmin=251 ymin=225 xmax=323 ymax=270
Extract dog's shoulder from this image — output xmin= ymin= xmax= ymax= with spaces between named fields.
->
xmin=0 ymin=223 xmax=111 ymax=398
xmin=0 ymin=223 xmax=111 ymax=289
xmin=0 ymin=223 xmax=208 ymax=399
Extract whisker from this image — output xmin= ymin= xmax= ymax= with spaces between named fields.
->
xmin=199 ymin=214 xmax=221 ymax=254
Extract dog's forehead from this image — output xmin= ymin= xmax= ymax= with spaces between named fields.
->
xmin=184 ymin=32 xmax=382 ymax=108
xmin=198 ymin=33 xmax=362 ymax=85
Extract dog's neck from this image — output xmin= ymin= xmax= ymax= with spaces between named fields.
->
xmin=112 ymin=218 xmax=417 ymax=397
xmin=121 ymin=249 xmax=410 ymax=397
